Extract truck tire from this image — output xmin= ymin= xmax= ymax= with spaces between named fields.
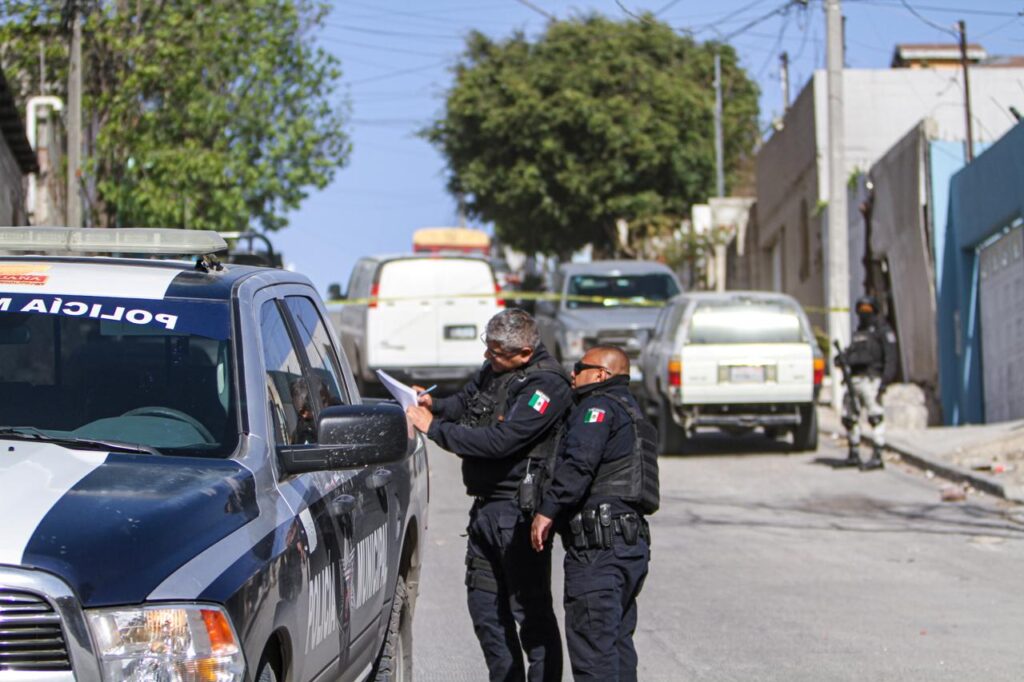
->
xmin=792 ymin=404 xmax=818 ymax=452
xmin=255 ymin=647 xmax=282 ymax=682
xmin=657 ymin=400 xmax=687 ymax=455
xmin=372 ymin=576 xmax=412 ymax=682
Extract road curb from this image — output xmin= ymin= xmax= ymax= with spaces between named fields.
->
xmin=817 ymin=407 xmax=1023 ymax=503
xmin=878 ymin=437 xmax=1024 ymax=504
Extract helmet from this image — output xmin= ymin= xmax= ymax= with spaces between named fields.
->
xmin=855 ymin=296 xmax=879 ymax=316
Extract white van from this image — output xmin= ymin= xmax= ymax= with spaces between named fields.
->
xmin=330 ymin=255 xmax=502 ymax=389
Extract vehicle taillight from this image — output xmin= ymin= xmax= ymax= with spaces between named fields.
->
xmin=813 ymin=357 xmax=825 ymax=386
xmin=495 ymin=283 xmax=505 ymax=308
xmin=369 ymin=282 xmax=380 ymax=309
xmin=668 ymin=357 xmax=682 ymax=388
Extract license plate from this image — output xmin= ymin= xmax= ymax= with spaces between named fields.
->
xmin=444 ymin=324 xmax=477 ymax=340
xmin=729 ymin=365 xmax=765 ymax=383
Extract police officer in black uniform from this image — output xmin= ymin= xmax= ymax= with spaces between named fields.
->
xmin=407 ymin=309 xmax=570 ymax=682
xmin=837 ymin=295 xmax=898 ymax=470
xmin=530 ymin=346 xmax=658 ymax=682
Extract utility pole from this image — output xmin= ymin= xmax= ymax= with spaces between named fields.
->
xmin=713 ymin=52 xmax=725 ymax=199
xmin=958 ymin=20 xmax=974 ymax=163
xmin=825 ymin=0 xmax=849 ymax=410
xmin=780 ymin=51 xmax=791 ymax=111
xmin=712 ymin=52 xmax=728 ymax=291
xmin=66 ymin=1 xmax=83 ymax=228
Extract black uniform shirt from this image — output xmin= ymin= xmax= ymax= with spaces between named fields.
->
xmin=537 ymin=375 xmax=639 ymax=521
xmin=427 ymin=343 xmax=572 ymax=498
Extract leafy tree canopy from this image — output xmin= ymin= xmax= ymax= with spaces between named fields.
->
xmin=0 ymin=0 xmax=349 ymax=230
xmin=425 ymin=15 xmax=759 ymax=257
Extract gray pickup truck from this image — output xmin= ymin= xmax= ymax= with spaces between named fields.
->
xmin=535 ymin=260 xmax=682 ymax=382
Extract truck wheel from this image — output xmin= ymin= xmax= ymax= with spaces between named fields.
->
xmin=792 ymin=404 xmax=818 ymax=452
xmin=657 ymin=400 xmax=687 ymax=455
xmin=255 ymin=647 xmax=282 ymax=682
xmin=372 ymin=576 xmax=412 ymax=682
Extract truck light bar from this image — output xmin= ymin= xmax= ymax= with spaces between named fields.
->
xmin=0 ymin=227 xmax=228 ymax=256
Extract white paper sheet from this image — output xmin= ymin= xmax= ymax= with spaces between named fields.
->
xmin=375 ymin=370 xmax=420 ymax=411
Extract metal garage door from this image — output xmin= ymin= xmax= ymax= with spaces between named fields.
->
xmin=978 ymin=222 xmax=1024 ymax=422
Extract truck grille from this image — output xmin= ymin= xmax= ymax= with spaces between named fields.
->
xmin=0 ymin=589 xmax=71 ymax=671
xmin=585 ymin=329 xmax=647 ymax=358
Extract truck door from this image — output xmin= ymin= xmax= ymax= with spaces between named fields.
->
xmin=257 ymin=296 xmax=352 ymax=680
xmin=435 ymin=258 xmax=501 ymax=367
xmin=368 ymin=259 xmax=439 ymax=370
xmin=282 ymin=295 xmax=392 ymax=675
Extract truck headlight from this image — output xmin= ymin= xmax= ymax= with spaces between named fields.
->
xmin=563 ymin=330 xmax=586 ymax=358
xmin=86 ymin=604 xmax=245 ymax=682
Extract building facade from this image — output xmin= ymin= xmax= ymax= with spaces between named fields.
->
xmin=0 ymin=65 xmax=37 ymax=225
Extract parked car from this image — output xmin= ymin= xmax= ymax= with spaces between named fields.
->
xmin=0 ymin=227 xmax=428 ymax=682
xmin=640 ymin=291 xmax=824 ymax=453
xmin=535 ymin=260 xmax=682 ymax=382
xmin=329 ymin=254 xmax=502 ymax=390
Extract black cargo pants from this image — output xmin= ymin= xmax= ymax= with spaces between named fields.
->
xmin=465 ymin=498 xmax=562 ymax=682
xmin=562 ymin=534 xmax=650 ymax=682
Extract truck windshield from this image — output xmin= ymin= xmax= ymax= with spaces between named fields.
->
xmin=0 ymin=294 xmax=238 ymax=457
xmin=686 ymin=301 xmax=806 ymax=344
xmin=566 ymin=274 xmax=679 ymax=309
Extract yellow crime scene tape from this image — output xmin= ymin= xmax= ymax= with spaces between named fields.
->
xmin=327 ymin=292 xmax=849 ymax=313
xmin=326 ymin=291 xmax=669 ymax=308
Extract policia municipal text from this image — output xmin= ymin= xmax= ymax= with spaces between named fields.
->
xmin=407 ymin=309 xmax=569 ymax=682
xmin=531 ymin=346 xmax=660 ymax=682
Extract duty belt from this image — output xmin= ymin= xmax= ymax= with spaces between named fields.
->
xmin=567 ymin=503 xmax=650 ymax=550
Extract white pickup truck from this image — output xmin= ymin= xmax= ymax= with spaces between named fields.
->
xmin=639 ymin=292 xmax=824 ymax=453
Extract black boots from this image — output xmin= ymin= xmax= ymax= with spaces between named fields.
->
xmin=841 ymin=446 xmax=861 ymax=468
xmin=860 ymin=445 xmax=884 ymax=471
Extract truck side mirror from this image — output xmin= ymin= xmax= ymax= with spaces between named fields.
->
xmin=278 ymin=404 xmax=409 ymax=474
xmin=327 ymin=283 xmax=344 ymax=300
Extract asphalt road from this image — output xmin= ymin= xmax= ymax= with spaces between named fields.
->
xmin=411 ymin=422 xmax=1024 ymax=681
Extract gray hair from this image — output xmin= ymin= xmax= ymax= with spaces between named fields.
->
xmin=485 ymin=309 xmax=540 ymax=353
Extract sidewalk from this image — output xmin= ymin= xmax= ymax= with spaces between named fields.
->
xmin=819 ymin=406 xmax=1024 ymax=503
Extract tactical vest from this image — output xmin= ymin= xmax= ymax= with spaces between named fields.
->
xmin=586 ymin=391 xmax=660 ymax=515
xmin=846 ymin=328 xmax=883 ymax=370
xmin=459 ymin=358 xmax=570 ymax=506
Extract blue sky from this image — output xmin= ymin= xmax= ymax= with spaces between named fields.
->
xmin=278 ymin=0 xmax=1023 ymax=295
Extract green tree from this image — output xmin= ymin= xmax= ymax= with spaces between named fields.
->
xmin=425 ymin=15 xmax=759 ymax=257
xmin=0 ymin=0 xmax=349 ymax=230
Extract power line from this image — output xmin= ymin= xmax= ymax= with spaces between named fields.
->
xmin=847 ymin=0 xmax=1022 ymax=19
xmin=511 ymin=0 xmax=555 ymax=20
xmin=896 ymin=0 xmax=957 ymax=38
xmin=348 ymin=61 xmax=451 ymax=86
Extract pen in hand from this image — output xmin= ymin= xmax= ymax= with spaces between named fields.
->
xmin=417 ymin=384 xmax=438 ymax=397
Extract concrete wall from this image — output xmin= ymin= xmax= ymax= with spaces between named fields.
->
xmin=753 ymin=80 xmax=825 ymax=327
xmin=0 ymin=133 xmax=26 ymax=225
xmin=863 ymin=122 xmax=939 ymax=403
xmin=941 ymin=122 xmax=1024 ymax=424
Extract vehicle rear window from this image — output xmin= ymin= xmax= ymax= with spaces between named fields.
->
xmin=0 ymin=293 xmax=237 ymax=456
xmin=686 ymin=301 xmax=806 ymax=344
xmin=378 ymin=258 xmax=494 ymax=298
xmin=566 ymin=274 xmax=679 ymax=309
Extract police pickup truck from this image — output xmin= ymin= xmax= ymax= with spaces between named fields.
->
xmin=0 ymin=228 xmax=428 ymax=682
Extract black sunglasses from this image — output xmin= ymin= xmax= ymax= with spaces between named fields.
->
xmin=573 ymin=361 xmax=609 ymax=375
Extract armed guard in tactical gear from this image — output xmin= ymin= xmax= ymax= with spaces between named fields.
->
xmin=531 ymin=346 xmax=658 ymax=681
xmin=836 ymin=296 xmax=898 ymax=470
xmin=406 ymin=309 xmax=570 ymax=682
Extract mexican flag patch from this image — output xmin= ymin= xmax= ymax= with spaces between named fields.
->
xmin=584 ymin=408 xmax=606 ymax=423
xmin=528 ymin=390 xmax=551 ymax=414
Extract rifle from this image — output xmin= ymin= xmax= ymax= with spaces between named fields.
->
xmin=833 ymin=340 xmax=860 ymax=416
